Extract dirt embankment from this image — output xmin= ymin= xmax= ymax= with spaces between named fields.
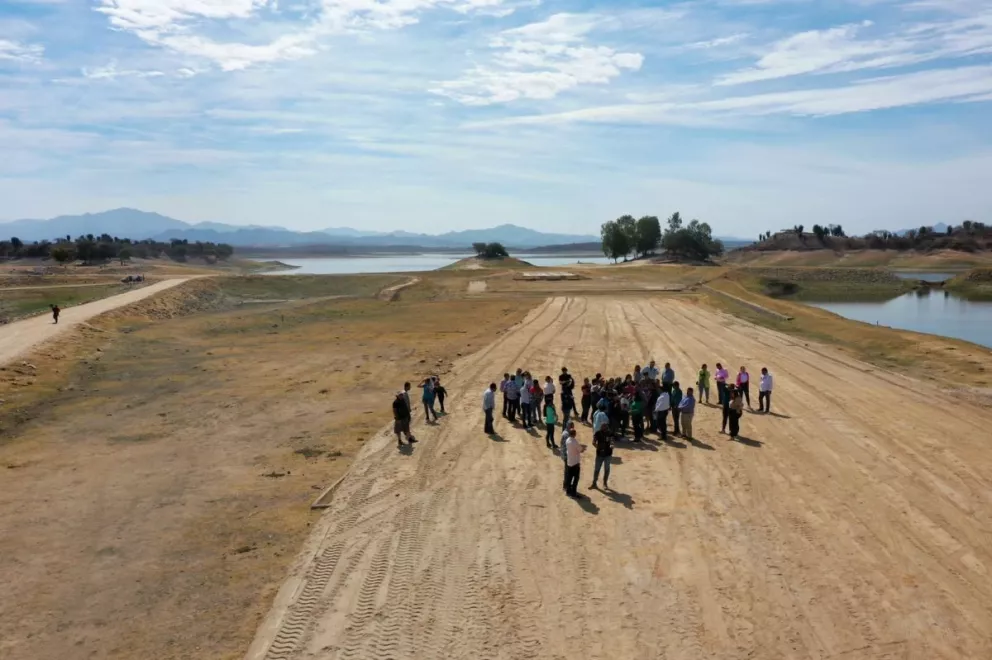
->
xmin=248 ymin=296 xmax=992 ymax=660
xmin=0 ymin=278 xmax=538 ymax=660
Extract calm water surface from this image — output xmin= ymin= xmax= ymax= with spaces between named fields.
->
xmin=263 ymin=254 xmax=609 ymax=275
xmin=810 ymin=290 xmax=992 ymax=348
xmin=892 ymin=271 xmax=956 ymax=282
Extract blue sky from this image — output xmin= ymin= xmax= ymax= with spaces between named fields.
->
xmin=1 ymin=0 xmax=990 ymax=236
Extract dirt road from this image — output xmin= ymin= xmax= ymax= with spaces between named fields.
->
xmin=0 ymin=278 xmax=189 ymax=366
xmin=248 ymin=296 xmax=992 ymax=660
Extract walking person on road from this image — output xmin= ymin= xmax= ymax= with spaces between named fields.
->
xmin=483 ymin=383 xmax=497 ymax=435
xmin=591 ymin=427 xmax=613 ymax=490
xmin=422 ymin=377 xmax=439 ymax=423
xmin=50 ymin=304 xmax=60 ymax=324
xmin=393 ymin=392 xmax=417 ymax=447
xmin=564 ymin=427 xmax=585 ymax=498
xmin=654 ymin=385 xmax=671 ymax=441
xmin=544 ymin=401 xmax=558 ymax=449
xmin=434 ymin=377 xmax=448 ymax=414
xmin=697 ymin=364 xmax=711 ymax=404
xmin=758 ymin=367 xmax=774 ymax=413
xmin=679 ymin=387 xmax=696 ymax=440
xmin=736 ymin=366 xmax=752 ymax=408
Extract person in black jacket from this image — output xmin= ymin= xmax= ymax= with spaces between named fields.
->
xmin=591 ymin=428 xmax=613 ymax=490
xmin=434 ymin=377 xmax=448 ymax=414
xmin=392 ymin=392 xmax=417 ymax=448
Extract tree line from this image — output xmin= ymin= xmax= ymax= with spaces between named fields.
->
xmin=753 ymin=220 xmax=991 ymax=253
xmin=601 ymin=213 xmax=724 ymax=263
xmin=0 ymin=234 xmax=235 ymax=265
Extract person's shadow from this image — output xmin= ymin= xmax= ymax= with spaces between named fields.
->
xmin=735 ymin=435 xmax=763 ymax=448
xmin=398 ymin=444 xmax=414 ymax=455
xmin=603 ymin=489 xmax=634 ymax=509
xmin=488 ymin=433 xmax=508 ymax=442
xmin=573 ymin=494 xmax=600 ymax=515
xmin=687 ymin=437 xmax=716 ymax=451
xmin=661 ymin=436 xmax=687 ymax=449
xmin=766 ymin=412 xmax=791 ymax=419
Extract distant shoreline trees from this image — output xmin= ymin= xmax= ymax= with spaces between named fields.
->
xmin=601 ymin=212 xmax=723 ymax=263
xmin=471 ymin=242 xmax=509 ymax=259
xmin=751 ymin=221 xmax=990 ymax=253
xmin=0 ymin=234 xmax=235 ymax=264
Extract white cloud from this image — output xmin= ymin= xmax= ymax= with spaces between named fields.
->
xmin=719 ymin=8 xmax=992 ymax=85
xmin=467 ymin=64 xmax=992 ymax=125
xmin=432 ymin=13 xmax=644 ymax=105
xmin=0 ymin=39 xmax=44 ymax=64
xmin=92 ymin=0 xmax=521 ymax=71
xmin=82 ymin=61 xmax=166 ymax=80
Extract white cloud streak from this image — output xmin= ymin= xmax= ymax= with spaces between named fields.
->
xmin=432 ymin=13 xmax=644 ymax=105
xmin=0 ymin=39 xmax=44 ymax=64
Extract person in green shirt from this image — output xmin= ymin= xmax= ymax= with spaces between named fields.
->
xmin=670 ymin=382 xmax=683 ymax=436
xmin=544 ymin=403 xmax=558 ymax=450
xmin=630 ymin=396 xmax=645 ymax=442
xmin=697 ymin=363 xmax=711 ymax=404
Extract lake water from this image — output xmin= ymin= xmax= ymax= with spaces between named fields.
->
xmin=263 ymin=254 xmax=609 ymax=275
xmin=810 ymin=290 xmax=992 ymax=349
xmin=892 ymin=271 xmax=956 ymax=282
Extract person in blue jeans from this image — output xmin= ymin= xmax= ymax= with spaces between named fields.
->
xmin=421 ymin=377 xmax=438 ymax=423
xmin=591 ymin=429 xmax=613 ymax=490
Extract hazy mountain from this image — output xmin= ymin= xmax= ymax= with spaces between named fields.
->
xmin=1 ymin=208 xmax=188 ymax=241
xmin=2 ymin=208 xmax=599 ymax=248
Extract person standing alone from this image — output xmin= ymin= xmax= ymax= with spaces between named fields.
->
xmin=758 ymin=367 xmax=773 ymax=413
xmin=393 ymin=392 xmax=417 ymax=447
xmin=483 ymin=383 xmax=497 ymax=435
xmin=697 ymin=363 xmax=711 ymax=404
xmin=50 ymin=304 xmax=60 ymax=324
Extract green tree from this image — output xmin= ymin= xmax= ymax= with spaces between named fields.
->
xmin=635 ymin=216 xmax=661 ymax=256
xmin=662 ymin=216 xmax=723 ymax=261
xmin=50 ymin=245 xmax=74 ymax=267
xmin=10 ymin=237 xmax=23 ymax=251
xmin=616 ymin=215 xmax=638 ymax=260
xmin=600 ymin=220 xmax=631 ymax=263
xmin=811 ymin=225 xmax=826 ymax=241
xmin=830 ymin=224 xmax=845 ymax=237
xmin=471 ymin=242 xmax=487 ymax=257
xmin=118 ymin=247 xmax=133 ymax=265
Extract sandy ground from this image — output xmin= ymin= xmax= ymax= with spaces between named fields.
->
xmin=248 ymin=296 xmax=992 ymax=660
xmin=0 ymin=278 xmax=190 ymax=366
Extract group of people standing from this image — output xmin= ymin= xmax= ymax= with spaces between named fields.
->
xmin=482 ymin=360 xmax=776 ymax=499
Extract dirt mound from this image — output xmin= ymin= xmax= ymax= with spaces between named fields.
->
xmin=96 ymin=278 xmax=224 ymax=323
xmin=445 ymin=256 xmax=533 ymax=270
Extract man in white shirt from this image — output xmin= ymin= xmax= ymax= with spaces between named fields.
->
xmin=560 ymin=422 xmax=574 ymax=491
xmin=543 ymin=376 xmax=556 ymax=406
xmin=564 ymin=429 xmax=584 ymax=498
xmin=483 ymin=383 xmax=497 ymax=434
xmin=643 ymin=360 xmax=659 ymax=381
xmin=758 ymin=368 xmax=774 ymax=414
xmin=654 ymin=387 xmax=671 ymax=441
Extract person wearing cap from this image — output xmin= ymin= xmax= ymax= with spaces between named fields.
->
xmin=483 ymin=383 xmax=497 ymax=435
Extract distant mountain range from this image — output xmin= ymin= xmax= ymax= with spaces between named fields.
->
xmin=0 ymin=208 xmax=602 ymax=249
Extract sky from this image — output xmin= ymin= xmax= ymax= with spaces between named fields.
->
xmin=1 ymin=0 xmax=991 ymax=237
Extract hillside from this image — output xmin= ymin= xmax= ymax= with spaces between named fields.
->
xmin=736 ymin=223 xmax=992 ymax=255
xmin=1 ymin=209 xmax=598 ymax=249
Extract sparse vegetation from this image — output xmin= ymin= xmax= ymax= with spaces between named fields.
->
xmin=0 ymin=233 xmax=234 ymax=264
